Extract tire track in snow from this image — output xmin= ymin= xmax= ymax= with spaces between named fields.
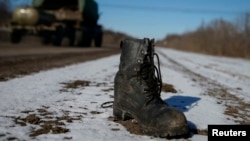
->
xmin=157 ymin=49 xmax=250 ymax=124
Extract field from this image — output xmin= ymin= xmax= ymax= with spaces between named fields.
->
xmin=0 ymin=38 xmax=249 ymax=141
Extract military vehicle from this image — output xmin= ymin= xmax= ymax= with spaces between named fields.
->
xmin=10 ymin=0 xmax=103 ymax=47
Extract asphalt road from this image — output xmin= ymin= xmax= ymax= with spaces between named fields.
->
xmin=0 ymin=39 xmax=120 ymax=81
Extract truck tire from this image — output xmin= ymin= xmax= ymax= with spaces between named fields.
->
xmin=10 ymin=29 xmax=22 ymax=43
xmin=41 ymin=30 xmax=52 ymax=45
xmin=94 ymin=27 xmax=103 ymax=47
xmin=53 ymin=26 xmax=64 ymax=46
xmin=75 ymin=30 xmax=82 ymax=46
xmin=78 ymin=27 xmax=92 ymax=47
xmin=65 ymin=25 xmax=76 ymax=46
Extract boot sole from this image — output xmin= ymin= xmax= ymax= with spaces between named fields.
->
xmin=113 ymin=106 xmax=189 ymax=138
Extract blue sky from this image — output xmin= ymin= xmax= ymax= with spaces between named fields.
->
xmin=95 ymin=0 xmax=250 ymax=40
xmin=6 ymin=0 xmax=250 ymax=40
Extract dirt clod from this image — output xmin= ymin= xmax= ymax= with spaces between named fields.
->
xmin=162 ymin=83 xmax=177 ymax=93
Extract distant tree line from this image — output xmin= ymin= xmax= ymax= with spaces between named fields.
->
xmin=158 ymin=13 xmax=250 ymax=59
xmin=0 ymin=0 xmax=11 ymax=24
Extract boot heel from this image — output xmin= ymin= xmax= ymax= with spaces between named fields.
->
xmin=113 ymin=107 xmax=124 ymax=120
xmin=113 ymin=107 xmax=131 ymax=121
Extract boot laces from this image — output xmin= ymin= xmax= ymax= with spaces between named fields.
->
xmin=101 ymin=52 xmax=162 ymax=108
xmin=140 ymin=52 xmax=162 ymax=105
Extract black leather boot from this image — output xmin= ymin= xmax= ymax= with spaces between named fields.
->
xmin=113 ymin=38 xmax=189 ymax=138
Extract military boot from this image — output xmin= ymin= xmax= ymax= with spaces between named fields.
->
xmin=113 ymin=38 xmax=189 ymax=138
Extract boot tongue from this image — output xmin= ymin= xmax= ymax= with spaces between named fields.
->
xmin=140 ymin=39 xmax=155 ymax=79
xmin=140 ymin=51 xmax=159 ymax=104
xmin=140 ymin=39 xmax=163 ymax=105
xmin=140 ymin=55 xmax=153 ymax=79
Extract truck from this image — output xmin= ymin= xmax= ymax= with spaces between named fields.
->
xmin=9 ymin=0 xmax=103 ymax=47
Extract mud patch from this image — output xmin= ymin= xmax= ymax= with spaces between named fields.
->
xmin=61 ymin=80 xmax=91 ymax=89
xmin=60 ymin=80 xmax=113 ymax=92
xmin=90 ymin=111 xmax=103 ymax=115
xmin=102 ymin=87 xmax=114 ymax=92
xmin=162 ymin=82 xmax=177 ymax=93
xmin=13 ymin=107 xmax=82 ymax=137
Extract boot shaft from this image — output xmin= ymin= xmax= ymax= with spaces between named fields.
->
xmin=115 ymin=38 xmax=162 ymax=106
xmin=118 ymin=38 xmax=155 ymax=78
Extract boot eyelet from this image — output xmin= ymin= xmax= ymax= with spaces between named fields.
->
xmin=137 ymin=59 xmax=142 ymax=64
xmin=142 ymin=50 xmax=147 ymax=55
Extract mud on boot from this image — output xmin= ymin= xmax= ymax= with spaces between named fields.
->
xmin=113 ymin=38 xmax=189 ymax=138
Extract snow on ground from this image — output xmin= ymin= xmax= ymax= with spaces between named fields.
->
xmin=0 ymin=47 xmax=249 ymax=141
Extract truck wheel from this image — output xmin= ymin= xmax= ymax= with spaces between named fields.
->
xmin=79 ymin=27 xmax=92 ymax=47
xmin=53 ymin=26 xmax=64 ymax=46
xmin=75 ymin=30 xmax=82 ymax=46
xmin=41 ymin=30 xmax=52 ymax=45
xmin=94 ymin=27 xmax=103 ymax=47
xmin=10 ymin=29 xmax=22 ymax=43
xmin=66 ymin=26 xmax=75 ymax=46
xmin=82 ymin=34 xmax=92 ymax=47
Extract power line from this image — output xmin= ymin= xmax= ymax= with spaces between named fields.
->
xmin=99 ymin=3 xmax=247 ymax=15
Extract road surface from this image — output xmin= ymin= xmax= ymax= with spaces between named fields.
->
xmin=0 ymin=40 xmax=120 ymax=81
